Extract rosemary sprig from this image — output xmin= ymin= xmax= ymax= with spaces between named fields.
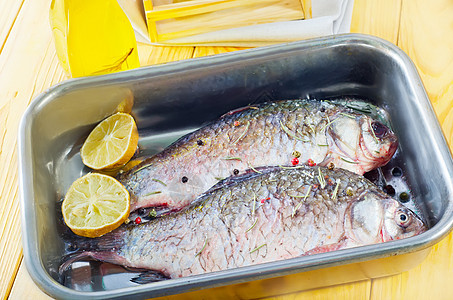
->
xmin=340 ymin=112 xmax=356 ymax=119
xmin=246 ymin=219 xmax=258 ymax=232
xmin=279 ymin=165 xmax=305 ymax=170
xmin=151 ymin=178 xmax=167 ymax=186
xmin=221 ymin=156 xmax=242 ymax=161
xmin=233 ymin=120 xmax=250 ymax=144
xmin=143 ymin=191 xmax=161 ymax=196
xmin=195 ymin=237 xmax=208 ymax=257
xmin=250 ymin=243 xmax=267 ymax=254
xmin=302 ymin=171 xmax=314 ymax=178
xmin=369 ymin=119 xmax=379 ymax=144
xmin=331 ymin=180 xmax=340 ymax=202
xmin=133 ymin=163 xmax=153 ymax=174
xmin=279 ymin=120 xmax=305 ymax=141
xmin=252 ymin=191 xmax=257 ymax=215
xmin=340 ymin=157 xmax=359 ymax=164
xmin=292 ymin=186 xmax=312 ymax=217
xmin=248 ymin=162 xmax=262 ymax=174
xmin=317 ymin=168 xmax=326 ymax=189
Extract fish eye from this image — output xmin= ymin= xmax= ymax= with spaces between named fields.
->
xmin=395 ymin=208 xmax=412 ymax=228
xmin=371 ymin=121 xmax=388 ymax=138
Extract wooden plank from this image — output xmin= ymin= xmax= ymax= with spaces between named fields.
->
xmin=192 ymin=46 xmax=247 ymax=57
xmin=397 ymin=0 xmax=453 ymax=147
xmin=0 ymin=0 xmax=67 ymax=298
xmin=371 ymin=235 xmax=453 ymax=299
xmin=260 ymin=280 xmax=371 ymax=300
xmin=0 ymin=0 xmax=25 ymax=54
xmin=137 ymin=42 xmax=195 ymax=65
xmin=370 ymin=0 xmax=453 ymax=298
xmin=9 ymin=262 xmax=53 ymax=300
xmin=350 ymin=0 xmax=402 ymax=44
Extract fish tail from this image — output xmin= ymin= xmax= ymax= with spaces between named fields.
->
xmin=59 ymin=229 xmax=127 ymax=275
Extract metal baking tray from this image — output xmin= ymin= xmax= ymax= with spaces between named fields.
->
xmin=18 ymin=34 xmax=453 ymax=299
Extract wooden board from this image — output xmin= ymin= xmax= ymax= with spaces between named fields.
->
xmin=3 ymin=0 xmax=453 ymax=299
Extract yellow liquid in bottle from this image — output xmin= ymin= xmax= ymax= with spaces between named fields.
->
xmin=50 ymin=0 xmax=140 ymax=77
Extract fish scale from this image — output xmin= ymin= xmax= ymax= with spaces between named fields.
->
xmin=64 ymin=166 xmax=426 ymax=280
xmin=118 ymin=99 xmax=398 ymax=216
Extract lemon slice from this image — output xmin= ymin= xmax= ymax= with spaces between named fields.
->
xmin=81 ymin=113 xmax=138 ymax=170
xmin=62 ymin=173 xmax=130 ymax=238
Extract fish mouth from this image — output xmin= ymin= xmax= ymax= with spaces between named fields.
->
xmin=358 ymin=132 xmax=398 ymax=166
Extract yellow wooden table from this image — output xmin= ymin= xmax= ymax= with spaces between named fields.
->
xmin=1 ymin=0 xmax=453 ymax=299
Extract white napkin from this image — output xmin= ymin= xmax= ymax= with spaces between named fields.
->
xmin=117 ymin=0 xmax=354 ymax=46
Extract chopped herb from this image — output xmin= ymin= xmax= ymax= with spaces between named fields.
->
xmin=331 ymin=180 xmax=340 ymax=202
xmin=151 ymin=178 xmax=167 ymax=186
xmin=233 ymin=120 xmax=250 ymax=144
xmin=250 ymin=243 xmax=267 ymax=254
xmin=279 ymin=120 xmax=305 ymax=141
xmin=317 ymin=168 xmax=326 ymax=189
xmin=340 ymin=157 xmax=359 ymax=164
xmin=302 ymin=170 xmax=314 ymax=178
xmin=369 ymin=119 xmax=379 ymax=144
xmin=292 ymin=186 xmax=312 ymax=217
xmin=246 ymin=219 xmax=258 ymax=232
xmin=317 ymin=144 xmax=328 ymax=147
xmin=221 ymin=156 xmax=242 ymax=161
xmin=248 ymin=162 xmax=262 ymax=174
xmin=144 ymin=191 xmax=162 ymax=196
xmin=195 ymin=237 xmax=208 ymax=257
xmin=279 ymin=165 xmax=305 ymax=169
xmin=215 ymin=177 xmax=226 ymax=181
xmin=133 ymin=163 xmax=153 ymax=174
xmin=340 ymin=112 xmax=356 ymax=119
xmin=252 ymin=192 xmax=257 ymax=215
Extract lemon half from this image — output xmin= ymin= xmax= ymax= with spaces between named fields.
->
xmin=62 ymin=173 xmax=130 ymax=238
xmin=81 ymin=113 xmax=138 ymax=170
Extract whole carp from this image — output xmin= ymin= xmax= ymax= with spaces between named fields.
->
xmin=63 ymin=166 xmax=425 ymax=280
xmin=119 ymin=99 xmax=398 ymax=214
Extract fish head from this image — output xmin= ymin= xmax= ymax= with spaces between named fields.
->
xmin=345 ymin=191 xmax=426 ymax=246
xmin=327 ymin=114 xmax=398 ymax=174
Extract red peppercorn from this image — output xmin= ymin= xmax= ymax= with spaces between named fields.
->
xmin=307 ymin=159 xmax=316 ymax=166
xmin=135 ymin=217 xmax=142 ymax=224
xmin=234 ymin=121 xmax=240 ymax=127
xmin=260 ymin=197 xmax=271 ymax=203
xmin=291 ymin=157 xmax=299 ymax=166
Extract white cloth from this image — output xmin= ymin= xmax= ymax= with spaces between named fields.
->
xmin=117 ymin=0 xmax=354 ymax=46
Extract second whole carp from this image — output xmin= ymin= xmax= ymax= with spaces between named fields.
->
xmin=62 ymin=165 xmax=425 ymax=281
xmin=118 ymin=99 xmax=398 ymax=215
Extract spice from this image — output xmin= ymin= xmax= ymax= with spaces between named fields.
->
xmin=307 ymin=158 xmax=316 ymax=167
xmin=328 ymin=162 xmax=335 ymax=170
xmin=291 ymin=157 xmax=299 ymax=166
xmin=260 ymin=197 xmax=270 ymax=203
xmin=134 ymin=217 xmax=142 ymax=224
xmin=233 ymin=169 xmax=240 ymax=175
xmin=292 ymin=150 xmax=301 ymax=158
xmin=233 ymin=120 xmax=241 ymax=127
xmin=181 ymin=176 xmax=188 ymax=183
xmin=197 ymin=139 xmax=204 ymax=146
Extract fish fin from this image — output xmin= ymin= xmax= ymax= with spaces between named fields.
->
xmin=130 ymin=270 xmax=170 ymax=284
xmin=303 ymin=240 xmax=348 ymax=256
xmin=59 ymin=251 xmax=126 ymax=275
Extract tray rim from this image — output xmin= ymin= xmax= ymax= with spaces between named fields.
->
xmin=18 ymin=33 xmax=453 ymax=299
